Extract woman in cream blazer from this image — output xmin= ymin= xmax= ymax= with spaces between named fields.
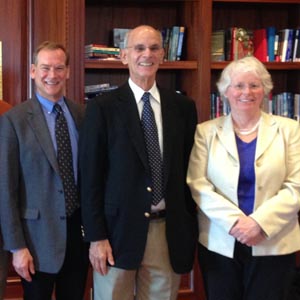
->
xmin=187 ymin=56 xmax=300 ymax=300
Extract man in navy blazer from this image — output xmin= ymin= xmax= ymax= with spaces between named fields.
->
xmin=80 ymin=25 xmax=198 ymax=300
xmin=0 ymin=41 xmax=88 ymax=300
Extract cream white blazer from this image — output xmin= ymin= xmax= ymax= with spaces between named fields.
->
xmin=187 ymin=112 xmax=300 ymax=258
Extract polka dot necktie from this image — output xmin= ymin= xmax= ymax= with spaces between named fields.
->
xmin=141 ymin=92 xmax=164 ymax=206
xmin=54 ymin=103 xmax=79 ymax=216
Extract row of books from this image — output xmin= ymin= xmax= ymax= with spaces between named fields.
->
xmin=86 ymin=25 xmax=186 ymax=62
xmin=269 ymin=92 xmax=300 ymax=120
xmin=161 ymin=26 xmax=185 ymax=61
xmin=210 ymin=92 xmax=300 ymax=121
xmin=211 ymin=27 xmax=300 ymax=62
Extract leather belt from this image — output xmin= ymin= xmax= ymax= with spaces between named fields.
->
xmin=150 ymin=210 xmax=166 ymax=220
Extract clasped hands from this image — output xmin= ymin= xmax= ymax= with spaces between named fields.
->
xmin=229 ymin=215 xmax=266 ymax=246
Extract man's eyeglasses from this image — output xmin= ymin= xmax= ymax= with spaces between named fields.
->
xmin=126 ymin=44 xmax=162 ymax=53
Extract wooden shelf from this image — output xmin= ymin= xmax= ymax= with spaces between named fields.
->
xmin=85 ymin=59 xmax=198 ymax=70
xmin=214 ymin=0 xmax=300 ymax=3
xmin=211 ymin=61 xmax=300 ymax=70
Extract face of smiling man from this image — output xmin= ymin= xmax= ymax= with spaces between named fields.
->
xmin=121 ymin=25 xmax=164 ymax=91
xmin=30 ymin=48 xmax=70 ymax=102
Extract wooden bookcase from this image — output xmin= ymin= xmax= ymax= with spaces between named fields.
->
xmin=83 ymin=0 xmax=208 ymax=122
xmin=211 ymin=0 xmax=300 ymax=99
xmin=2 ymin=0 xmax=300 ymax=299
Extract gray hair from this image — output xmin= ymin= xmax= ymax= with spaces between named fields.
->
xmin=216 ymin=56 xmax=273 ymax=97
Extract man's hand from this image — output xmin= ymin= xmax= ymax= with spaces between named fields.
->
xmin=89 ymin=240 xmax=115 ymax=275
xmin=229 ymin=216 xmax=266 ymax=246
xmin=12 ymin=248 xmax=35 ymax=282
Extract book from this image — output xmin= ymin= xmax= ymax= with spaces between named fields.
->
xmin=84 ymin=43 xmax=107 ymax=50
xmin=292 ymin=29 xmax=300 ymax=61
xmin=253 ymin=28 xmax=268 ymax=62
xmin=176 ymin=26 xmax=185 ymax=60
xmin=84 ymin=84 xmax=118 ymax=101
xmin=211 ymin=29 xmax=225 ymax=61
xmin=278 ymin=29 xmax=289 ymax=62
xmin=274 ymin=33 xmax=280 ymax=61
xmin=84 ymin=83 xmax=110 ymax=93
xmin=168 ymin=26 xmax=180 ymax=61
xmin=285 ymin=29 xmax=294 ymax=62
xmin=85 ymin=46 xmax=120 ymax=54
xmin=294 ymin=94 xmax=300 ymax=121
xmin=225 ymin=28 xmax=233 ymax=60
xmin=161 ymin=27 xmax=171 ymax=61
xmin=267 ymin=26 xmax=276 ymax=62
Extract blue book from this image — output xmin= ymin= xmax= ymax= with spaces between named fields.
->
xmin=168 ymin=26 xmax=180 ymax=61
xmin=285 ymin=29 xmax=294 ymax=62
xmin=176 ymin=26 xmax=185 ymax=60
xmin=267 ymin=26 xmax=276 ymax=62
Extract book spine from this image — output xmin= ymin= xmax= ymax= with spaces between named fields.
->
xmin=285 ymin=29 xmax=294 ymax=62
xmin=176 ymin=26 xmax=185 ymax=60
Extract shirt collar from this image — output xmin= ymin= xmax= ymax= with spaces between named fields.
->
xmin=35 ymin=92 xmax=65 ymax=114
xmin=128 ymin=78 xmax=160 ymax=105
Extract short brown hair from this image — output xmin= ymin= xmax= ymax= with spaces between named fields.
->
xmin=33 ymin=41 xmax=69 ymax=66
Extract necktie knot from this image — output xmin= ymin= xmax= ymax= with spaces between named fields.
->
xmin=53 ymin=103 xmax=63 ymax=115
xmin=141 ymin=92 xmax=151 ymax=104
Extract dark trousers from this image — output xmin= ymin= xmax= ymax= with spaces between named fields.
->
xmin=21 ymin=209 xmax=89 ymax=300
xmin=198 ymin=242 xmax=295 ymax=300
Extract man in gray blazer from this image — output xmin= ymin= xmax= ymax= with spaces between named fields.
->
xmin=0 ymin=41 xmax=88 ymax=300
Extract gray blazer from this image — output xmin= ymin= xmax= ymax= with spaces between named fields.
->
xmin=0 ymin=95 xmax=85 ymax=273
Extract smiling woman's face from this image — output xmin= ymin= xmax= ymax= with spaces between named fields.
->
xmin=225 ymin=71 xmax=264 ymax=115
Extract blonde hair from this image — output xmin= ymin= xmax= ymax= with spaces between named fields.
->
xmin=33 ymin=41 xmax=69 ymax=66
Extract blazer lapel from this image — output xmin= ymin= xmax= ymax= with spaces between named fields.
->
xmin=160 ymin=89 xmax=177 ymax=186
xmin=26 ymin=97 xmax=60 ymax=174
xmin=216 ymin=115 xmax=239 ymax=162
xmin=65 ymin=98 xmax=84 ymax=130
xmin=256 ymin=112 xmax=278 ymax=160
xmin=116 ymin=84 xmax=149 ymax=170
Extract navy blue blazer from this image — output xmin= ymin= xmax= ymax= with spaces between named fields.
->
xmin=79 ymin=82 xmax=198 ymax=273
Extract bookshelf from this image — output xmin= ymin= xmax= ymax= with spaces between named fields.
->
xmin=211 ymin=0 xmax=300 ymax=98
xmin=82 ymin=1 xmax=300 ymax=298
xmin=83 ymin=0 xmax=208 ymax=122
xmin=2 ymin=0 xmax=300 ymax=299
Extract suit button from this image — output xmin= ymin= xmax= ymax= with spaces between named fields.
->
xmin=144 ymin=212 xmax=151 ymax=218
xmin=147 ymin=187 xmax=152 ymax=192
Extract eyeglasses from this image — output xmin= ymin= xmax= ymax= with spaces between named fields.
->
xmin=126 ymin=44 xmax=162 ymax=53
xmin=230 ymin=83 xmax=262 ymax=92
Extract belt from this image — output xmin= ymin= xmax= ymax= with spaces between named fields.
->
xmin=150 ymin=210 xmax=166 ymax=220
